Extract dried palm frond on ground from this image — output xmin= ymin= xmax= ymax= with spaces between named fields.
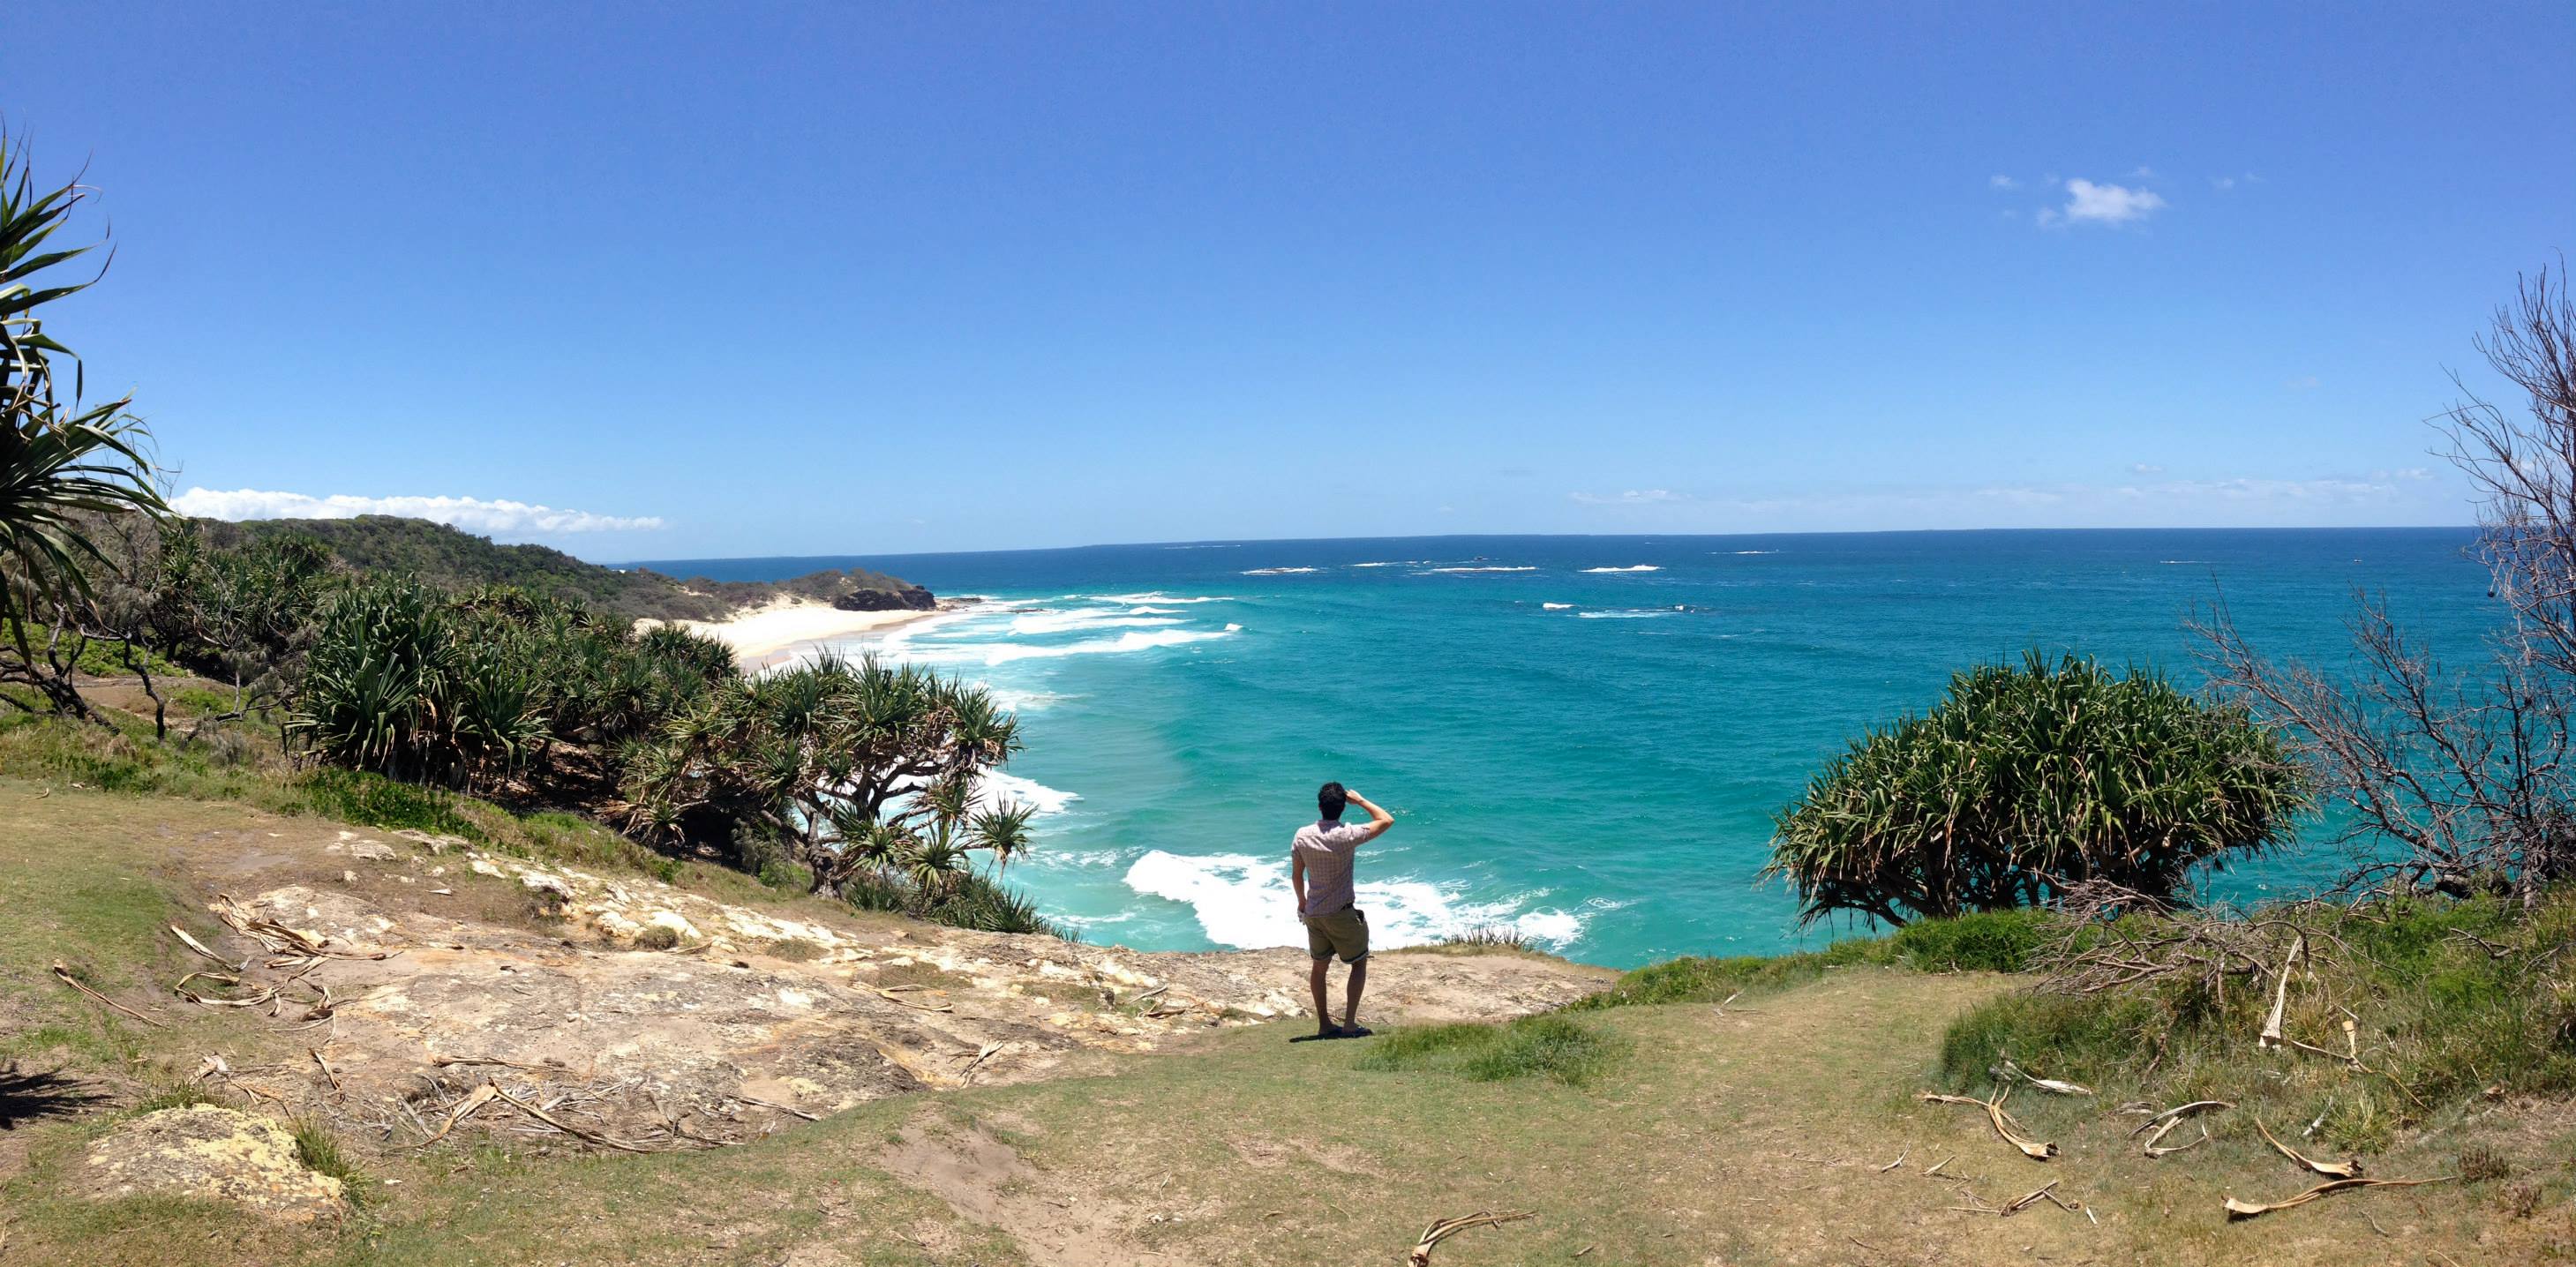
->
xmin=2223 ymin=1175 xmax=2451 ymax=1220
xmin=1406 ymin=1211 xmax=1533 ymax=1265
xmin=1920 ymin=1090 xmax=2055 ymax=1160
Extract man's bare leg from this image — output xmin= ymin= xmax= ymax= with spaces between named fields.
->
xmin=1309 ymin=957 xmax=1335 ymax=1035
xmin=1341 ymin=958 xmax=1367 ymax=1031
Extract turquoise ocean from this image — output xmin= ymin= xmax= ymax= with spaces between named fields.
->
xmin=639 ymin=529 xmax=2490 ymax=969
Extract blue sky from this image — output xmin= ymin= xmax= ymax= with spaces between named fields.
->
xmin=9 ymin=3 xmax=2572 ymax=559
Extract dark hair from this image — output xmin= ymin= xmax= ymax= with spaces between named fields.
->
xmin=1317 ymin=781 xmax=1348 ymax=821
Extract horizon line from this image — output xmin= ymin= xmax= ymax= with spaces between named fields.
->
xmin=607 ymin=522 xmax=2482 ymax=569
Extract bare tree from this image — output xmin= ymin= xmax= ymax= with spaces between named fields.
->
xmin=2194 ymin=266 xmax=2576 ymax=905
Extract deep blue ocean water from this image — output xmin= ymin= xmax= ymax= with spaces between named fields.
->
xmin=635 ymin=529 xmax=2491 ymax=969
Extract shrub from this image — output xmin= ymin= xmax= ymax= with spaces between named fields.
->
xmin=1767 ymin=652 xmax=2309 ymax=926
xmin=1889 ymin=909 xmax=2051 ymax=973
xmin=1937 ymin=888 xmax=2576 ymax=1143
xmin=1435 ymin=926 xmax=1533 ymax=952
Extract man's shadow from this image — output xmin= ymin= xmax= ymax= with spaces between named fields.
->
xmin=0 ymin=1061 xmax=109 ymax=1130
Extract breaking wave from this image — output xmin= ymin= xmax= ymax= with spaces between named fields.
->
xmin=1122 ymin=850 xmax=1583 ymax=951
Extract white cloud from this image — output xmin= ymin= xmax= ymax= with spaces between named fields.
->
xmin=172 ymin=487 xmax=665 ymax=535
xmin=1570 ymin=489 xmax=1692 ymax=506
xmin=2129 ymin=165 xmax=2158 ymax=180
xmin=2046 ymin=178 xmax=2167 ymax=228
xmin=2130 ymin=462 xmax=2167 ymax=476
xmin=1989 ymin=174 xmax=2020 ymax=190
xmin=2211 ymin=176 xmax=2237 ymax=191
xmin=2286 ymin=375 xmax=2321 ymax=390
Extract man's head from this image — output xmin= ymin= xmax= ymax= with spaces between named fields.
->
xmin=1317 ymin=781 xmax=1348 ymax=821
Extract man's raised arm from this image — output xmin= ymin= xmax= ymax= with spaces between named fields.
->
xmin=1344 ymin=790 xmax=1395 ymax=842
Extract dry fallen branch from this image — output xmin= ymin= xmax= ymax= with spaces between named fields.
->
xmin=50 ymin=962 xmax=164 ymax=1028
xmin=1998 ymin=1060 xmax=2094 ymax=1097
xmin=2128 ymin=1099 xmax=2232 ymax=1138
xmin=484 ymin=1083 xmax=664 ymax=1153
xmin=416 ymin=1083 xmax=499 ymax=1146
xmin=1921 ymin=1091 xmax=2055 ymax=1160
xmin=734 ymin=1094 xmax=822 ymax=1122
xmin=875 ymin=987 xmax=955 ymax=1013
xmin=169 ymin=923 xmax=243 ymax=971
xmin=1408 ymin=1211 xmax=1534 ymax=1265
xmin=310 ymin=1047 xmax=342 ymax=1092
xmin=2253 ymin=1117 xmax=2360 ymax=1178
xmin=2258 ymin=932 xmax=2304 ymax=1049
xmin=2223 ymin=1175 xmax=2450 ymax=1219
xmin=2142 ymin=1120 xmax=2211 ymax=1158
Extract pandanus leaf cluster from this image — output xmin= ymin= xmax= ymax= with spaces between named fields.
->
xmin=2 ymin=133 xmax=169 ymax=715
xmin=1766 ymin=651 xmax=2311 ymax=926
xmin=289 ymin=578 xmax=734 ymax=790
xmin=620 ymin=652 xmax=1037 ymax=905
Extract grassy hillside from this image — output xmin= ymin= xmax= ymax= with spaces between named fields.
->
xmin=4 ymin=704 xmax=2567 ymax=1264
xmin=197 ymin=515 xmax=926 ymax=621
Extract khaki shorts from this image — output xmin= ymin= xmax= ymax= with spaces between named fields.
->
xmin=1303 ymin=907 xmax=1370 ymax=963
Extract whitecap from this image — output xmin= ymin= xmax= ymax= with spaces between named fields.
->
xmin=976 ymin=768 xmax=1081 ymax=816
xmin=1241 ymin=566 xmax=1320 ymax=576
xmin=1577 ymin=609 xmax=1673 ymax=619
xmin=1724 ymin=550 xmax=1778 ymax=555
xmin=1092 ymin=591 xmax=1238 ymax=605
xmin=988 ymin=687 xmax=1071 ymax=713
xmin=975 ymin=626 xmax=1238 ymax=665
xmin=1123 ymin=851 xmax=1584 ymax=951
xmin=1421 ymin=566 xmax=1538 ymax=574
xmin=1542 ymin=603 xmax=1574 ymax=611
xmin=1580 ymin=565 xmax=1662 ymax=574
xmin=1005 ymin=610 xmax=1184 ymax=636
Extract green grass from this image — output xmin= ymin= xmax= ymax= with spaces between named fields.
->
xmin=290 ymin=1117 xmax=369 ymax=1198
xmin=1354 ymin=1014 xmax=1621 ymax=1086
xmin=1569 ymin=909 xmax=2051 ymax=1012
xmin=295 ymin=768 xmax=489 ymax=842
xmin=1 ymin=619 xmax=189 ymax=678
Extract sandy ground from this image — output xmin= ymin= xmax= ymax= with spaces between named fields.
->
xmin=635 ymin=596 xmax=947 ymax=669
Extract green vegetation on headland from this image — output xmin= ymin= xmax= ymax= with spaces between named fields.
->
xmin=199 ymin=514 xmax=932 ymax=622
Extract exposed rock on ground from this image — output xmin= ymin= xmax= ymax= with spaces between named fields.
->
xmin=178 ymin=835 xmax=1610 ymax=1156
xmin=81 ymin=1105 xmax=347 ymax=1222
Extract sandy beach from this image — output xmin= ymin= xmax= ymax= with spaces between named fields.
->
xmin=638 ymin=596 xmax=949 ymax=670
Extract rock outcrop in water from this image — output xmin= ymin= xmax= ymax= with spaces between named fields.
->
xmin=832 ymin=581 xmax=936 ymax=611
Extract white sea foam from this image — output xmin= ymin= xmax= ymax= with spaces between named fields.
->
xmin=1350 ymin=560 xmax=1431 ymax=567
xmin=1423 ymin=566 xmax=1537 ymax=574
xmin=1005 ymin=610 xmax=1183 ymax=636
xmin=1093 ymin=591 xmax=1237 ymax=605
xmin=976 ymin=768 xmax=1081 ymax=816
xmin=1726 ymin=550 xmax=1778 ymax=555
xmin=1581 ymin=565 xmax=1662 ymax=573
xmin=973 ymin=626 xmax=1238 ymax=665
xmin=1241 ymin=566 xmax=1320 ymax=576
xmin=988 ymin=687 xmax=1070 ymax=713
xmin=1123 ymin=851 xmax=1584 ymax=951
xmin=1577 ymin=609 xmax=1674 ymax=619
xmin=1542 ymin=603 xmax=1574 ymax=611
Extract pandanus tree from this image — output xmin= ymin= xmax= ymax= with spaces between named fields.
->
xmin=620 ymin=652 xmax=1037 ymax=896
xmin=0 ymin=133 xmax=169 ymax=716
xmin=1765 ymin=651 xmax=2310 ymax=926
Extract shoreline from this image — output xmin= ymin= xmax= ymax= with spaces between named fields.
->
xmin=636 ymin=597 xmax=958 ymax=671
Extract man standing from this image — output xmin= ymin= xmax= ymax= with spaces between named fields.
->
xmin=1291 ymin=781 xmax=1393 ymax=1039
